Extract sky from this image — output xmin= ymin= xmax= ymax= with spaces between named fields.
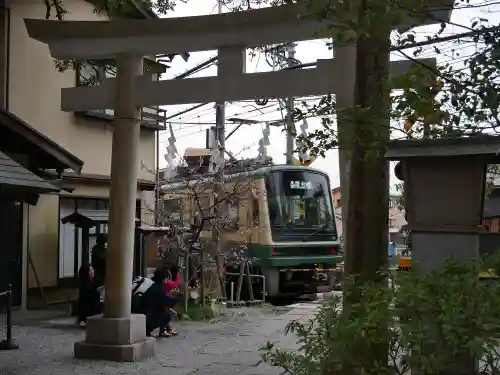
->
xmin=156 ymin=0 xmax=494 ymax=190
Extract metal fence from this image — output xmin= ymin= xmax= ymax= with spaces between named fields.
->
xmin=0 ymin=285 xmax=18 ymax=350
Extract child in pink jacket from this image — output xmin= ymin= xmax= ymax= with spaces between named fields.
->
xmin=160 ymin=267 xmax=181 ymax=336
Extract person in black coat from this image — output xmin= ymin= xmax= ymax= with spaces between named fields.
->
xmin=91 ymin=234 xmax=107 ymax=287
xmin=76 ymin=264 xmax=102 ymax=325
xmin=138 ymin=268 xmax=177 ymax=337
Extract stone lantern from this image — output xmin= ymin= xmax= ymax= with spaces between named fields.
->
xmin=385 ymin=135 xmax=500 ymax=273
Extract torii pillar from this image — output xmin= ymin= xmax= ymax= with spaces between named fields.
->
xmin=31 ymin=47 xmax=154 ymax=362
xmin=75 ymin=53 xmax=156 ymax=360
xmin=79 ymin=53 xmax=154 ymax=360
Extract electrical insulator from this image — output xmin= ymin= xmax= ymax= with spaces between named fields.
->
xmin=257 ymin=138 xmax=267 ymax=159
xmin=262 ymin=123 xmax=270 ymax=146
xmin=257 ymin=123 xmax=271 ymax=159
xmin=298 ymin=119 xmax=310 ymax=162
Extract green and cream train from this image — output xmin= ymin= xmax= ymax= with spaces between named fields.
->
xmin=161 ymin=164 xmax=342 ymax=299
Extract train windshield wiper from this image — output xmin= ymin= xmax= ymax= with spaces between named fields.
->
xmin=272 ymin=222 xmax=294 ymax=228
xmin=300 ymin=223 xmax=330 ymax=242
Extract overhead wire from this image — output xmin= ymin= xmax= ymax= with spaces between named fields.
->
xmin=162 ymin=41 xmax=480 ymax=127
xmin=160 ymin=0 xmax=499 ymax=154
xmin=157 ymin=0 xmax=500 ymax=169
xmin=174 ymin=96 xmax=325 ymax=123
xmin=168 ymin=105 xmax=283 ymax=135
xmin=171 ymin=47 xmax=480 ymax=126
xmin=159 ymin=103 xmax=289 ymax=152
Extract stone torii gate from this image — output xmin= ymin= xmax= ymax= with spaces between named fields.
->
xmin=24 ymin=1 xmax=451 ymax=362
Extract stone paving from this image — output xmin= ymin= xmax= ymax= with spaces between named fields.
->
xmin=0 ymin=301 xmax=323 ymax=375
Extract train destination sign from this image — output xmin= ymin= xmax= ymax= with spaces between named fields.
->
xmin=289 ymin=180 xmax=313 ymax=190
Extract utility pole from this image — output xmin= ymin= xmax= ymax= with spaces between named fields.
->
xmin=285 ymin=44 xmax=296 ymax=165
xmin=211 ymin=88 xmax=226 ymax=300
xmin=214 ymin=0 xmax=226 ymax=280
xmin=155 ymin=125 xmax=160 ymax=226
xmin=205 ymin=0 xmax=226 ymax=303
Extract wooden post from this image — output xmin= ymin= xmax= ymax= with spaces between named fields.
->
xmin=235 ymin=260 xmax=245 ymax=302
xmin=245 ymin=261 xmax=254 ymax=301
xmin=215 ymin=254 xmax=226 ymax=299
xmin=200 ymin=249 xmax=205 ymax=306
xmin=183 ymin=247 xmax=189 ymax=313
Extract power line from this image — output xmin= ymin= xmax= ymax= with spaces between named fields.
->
xmin=276 ymin=26 xmax=500 ymax=73
xmin=165 ymin=103 xmax=209 ymax=120
xmin=172 ymin=100 xmax=286 ymax=123
xmin=162 ymin=25 xmax=498 ymax=129
xmin=160 ymin=56 xmax=220 ymax=120
xmin=171 ymin=56 xmax=218 ymax=80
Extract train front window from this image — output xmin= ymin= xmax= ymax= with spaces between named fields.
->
xmin=265 ymin=170 xmax=336 ymax=235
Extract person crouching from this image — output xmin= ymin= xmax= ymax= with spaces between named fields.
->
xmin=138 ymin=268 xmax=177 ymax=338
xmin=76 ymin=264 xmax=102 ymax=325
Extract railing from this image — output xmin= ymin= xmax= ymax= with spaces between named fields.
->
xmin=79 ymin=105 xmax=167 ymax=130
xmin=140 ymin=105 xmax=167 ymax=130
xmin=0 ymin=285 xmax=18 ymax=350
xmin=225 ymin=272 xmax=266 ymax=307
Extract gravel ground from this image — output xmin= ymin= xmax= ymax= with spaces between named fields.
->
xmin=0 ymin=302 xmax=320 ymax=375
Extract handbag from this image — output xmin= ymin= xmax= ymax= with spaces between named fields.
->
xmin=131 ymin=277 xmax=146 ymax=313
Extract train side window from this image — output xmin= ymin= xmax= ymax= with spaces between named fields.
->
xmin=252 ymin=199 xmax=260 ymax=227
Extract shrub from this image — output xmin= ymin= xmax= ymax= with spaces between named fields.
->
xmin=260 ymin=255 xmax=500 ymax=375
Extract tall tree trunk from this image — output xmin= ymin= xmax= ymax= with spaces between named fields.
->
xmin=343 ymin=0 xmax=390 ymax=285
xmin=342 ymin=0 xmax=391 ymax=370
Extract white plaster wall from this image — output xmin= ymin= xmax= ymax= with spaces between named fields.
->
xmin=9 ymin=0 xmax=156 ymax=288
